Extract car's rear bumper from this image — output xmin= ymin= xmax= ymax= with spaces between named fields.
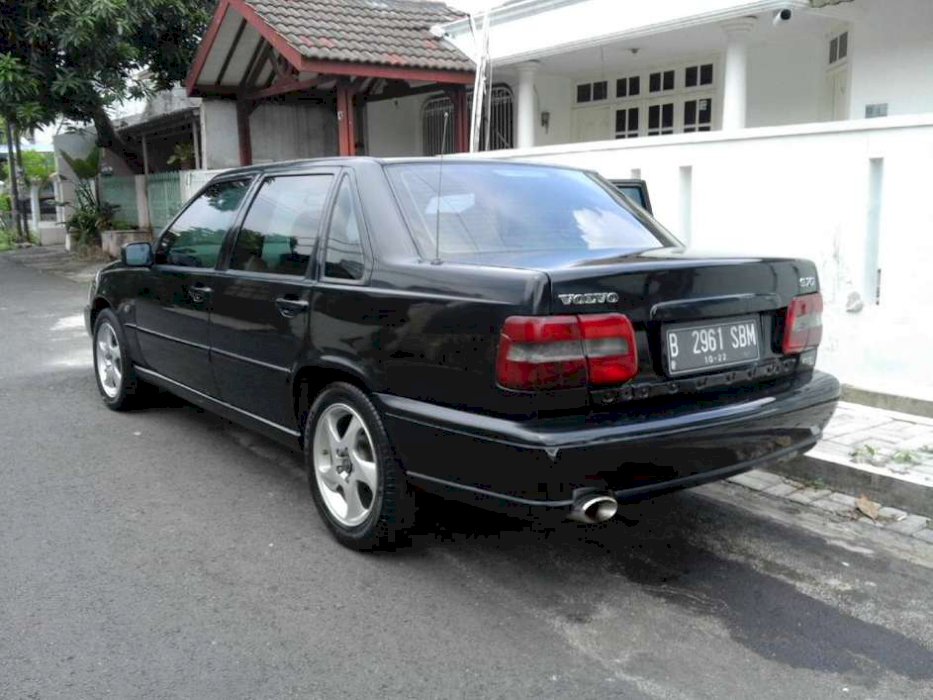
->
xmin=377 ymin=371 xmax=840 ymax=514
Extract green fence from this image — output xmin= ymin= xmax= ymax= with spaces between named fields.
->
xmin=100 ymin=175 xmax=139 ymax=227
xmin=146 ymin=172 xmax=184 ymax=230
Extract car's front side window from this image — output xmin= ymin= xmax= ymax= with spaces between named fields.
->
xmin=323 ymin=177 xmax=366 ymax=281
xmin=156 ymin=179 xmax=251 ymax=268
xmin=229 ymin=174 xmax=333 ymax=276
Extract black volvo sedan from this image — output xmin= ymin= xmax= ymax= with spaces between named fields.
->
xmin=86 ymin=158 xmax=839 ymax=550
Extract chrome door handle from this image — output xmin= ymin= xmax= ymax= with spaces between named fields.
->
xmin=275 ymin=297 xmax=309 ymax=317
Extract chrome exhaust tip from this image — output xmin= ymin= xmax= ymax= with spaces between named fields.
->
xmin=568 ymin=492 xmax=619 ymax=524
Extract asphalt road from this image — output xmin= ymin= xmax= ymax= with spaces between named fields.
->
xmin=2 ymin=252 xmax=932 ymax=700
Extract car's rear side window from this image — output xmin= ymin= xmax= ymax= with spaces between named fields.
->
xmin=386 ymin=163 xmax=664 ymax=258
xmin=157 ymin=179 xmax=251 ymax=268
xmin=230 ymin=174 xmax=333 ymax=276
xmin=323 ymin=177 xmax=366 ymax=281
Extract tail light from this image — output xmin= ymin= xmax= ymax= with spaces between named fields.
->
xmin=497 ymin=314 xmax=638 ymax=391
xmin=782 ymin=292 xmax=823 ymax=354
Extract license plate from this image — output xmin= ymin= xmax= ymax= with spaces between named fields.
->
xmin=664 ymin=316 xmax=761 ymax=376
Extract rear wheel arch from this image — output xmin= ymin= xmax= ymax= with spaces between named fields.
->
xmin=292 ymin=361 xmax=378 ymax=444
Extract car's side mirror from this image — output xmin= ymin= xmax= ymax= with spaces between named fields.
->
xmin=122 ymin=241 xmax=153 ymax=267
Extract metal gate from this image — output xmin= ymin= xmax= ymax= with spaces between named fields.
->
xmin=421 ymin=85 xmax=514 ymax=156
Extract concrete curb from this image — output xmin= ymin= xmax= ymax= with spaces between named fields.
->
xmin=767 ymin=451 xmax=933 ymax=520
xmin=842 ymin=385 xmax=933 ymax=419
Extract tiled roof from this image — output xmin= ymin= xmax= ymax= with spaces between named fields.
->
xmin=247 ymin=0 xmax=474 ymax=72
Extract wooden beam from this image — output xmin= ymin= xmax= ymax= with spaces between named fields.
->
xmin=245 ymin=76 xmax=324 ymax=101
xmin=236 ymin=100 xmax=253 ymax=165
xmin=239 ymin=36 xmax=267 ymax=94
xmin=300 ymin=58 xmax=474 ymax=85
xmin=336 ymin=83 xmax=356 ymax=157
xmin=216 ymin=17 xmax=247 ymax=86
xmin=191 ymin=84 xmax=240 ymax=97
xmin=366 ymin=82 xmax=444 ymax=102
xmin=191 ymin=116 xmax=201 ymax=170
xmin=185 ymin=0 xmax=231 ymax=95
xmin=450 ymin=85 xmax=469 ymax=153
xmin=225 ymin=0 xmax=305 ymax=71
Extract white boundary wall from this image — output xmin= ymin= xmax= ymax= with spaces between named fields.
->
xmin=474 ymin=114 xmax=933 ymax=401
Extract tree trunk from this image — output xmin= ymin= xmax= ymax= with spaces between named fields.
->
xmin=4 ymin=119 xmax=24 ymax=241
xmin=90 ymin=103 xmax=144 ymax=175
xmin=12 ymin=126 xmax=29 ymax=239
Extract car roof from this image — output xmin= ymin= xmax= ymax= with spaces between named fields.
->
xmin=213 ymin=156 xmax=594 ymax=179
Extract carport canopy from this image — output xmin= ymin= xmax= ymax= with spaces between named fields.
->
xmin=186 ymin=0 xmax=475 ymax=163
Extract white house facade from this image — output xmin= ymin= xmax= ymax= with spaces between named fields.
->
xmin=366 ymin=0 xmax=933 ymax=402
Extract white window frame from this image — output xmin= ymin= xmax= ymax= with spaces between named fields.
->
xmin=575 ymin=55 xmax=721 ymax=141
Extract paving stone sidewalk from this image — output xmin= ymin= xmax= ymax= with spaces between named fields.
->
xmin=1 ymin=244 xmax=108 ymax=284
xmin=762 ymin=399 xmax=933 ymax=525
xmin=728 ymin=468 xmax=933 ymax=544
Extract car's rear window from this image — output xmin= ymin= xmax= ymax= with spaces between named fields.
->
xmin=385 ymin=162 xmax=665 ymax=257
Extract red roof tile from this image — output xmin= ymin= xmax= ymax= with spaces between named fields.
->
xmin=246 ymin=0 xmax=474 ymax=72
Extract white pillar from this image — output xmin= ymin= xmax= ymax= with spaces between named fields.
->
xmin=29 ymin=183 xmax=40 ymax=234
xmin=516 ymin=61 xmax=538 ymax=149
xmin=721 ymin=17 xmax=756 ymax=131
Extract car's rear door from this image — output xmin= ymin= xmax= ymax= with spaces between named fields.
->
xmin=209 ymin=169 xmax=337 ymax=428
xmin=134 ymin=177 xmax=252 ymax=395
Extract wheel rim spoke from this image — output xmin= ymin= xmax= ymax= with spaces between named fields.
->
xmin=320 ymin=467 xmax=341 ymax=492
xmin=325 ymin=412 xmax=343 ymax=453
xmin=350 ymin=449 xmax=377 ymax=490
xmin=342 ymin=480 xmax=364 ymax=521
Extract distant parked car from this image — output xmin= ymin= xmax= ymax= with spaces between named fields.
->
xmin=86 ymin=158 xmax=839 ymax=550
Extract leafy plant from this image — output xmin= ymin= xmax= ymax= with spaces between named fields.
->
xmin=59 ymin=147 xmax=112 ymax=247
xmin=891 ymin=450 xmax=919 ymax=466
xmin=850 ymin=443 xmax=883 ymax=465
xmin=166 ymin=142 xmax=195 ymax=170
xmin=20 ymin=150 xmax=55 ymax=187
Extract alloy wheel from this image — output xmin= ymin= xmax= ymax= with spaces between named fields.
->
xmin=95 ymin=322 xmax=123 ymax=399
xmin=312 ymin=403 xmax=379 ymax=527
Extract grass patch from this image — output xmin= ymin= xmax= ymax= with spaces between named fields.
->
xmin=0 ymin=228 xmax=14 ymax=252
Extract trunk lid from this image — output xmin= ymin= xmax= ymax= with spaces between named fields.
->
xmin=543 ymin=248 xmax=820 ymax=404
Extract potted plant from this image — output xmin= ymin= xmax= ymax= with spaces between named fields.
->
xmin=167 ymin=142 xmax=195 ymax=170
xmin=60 ymin=147 xmax=114 ymax=254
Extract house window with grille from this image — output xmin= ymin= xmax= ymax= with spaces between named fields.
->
xmin=616 ymin=76 xmax=640 ymax=99
xmin=614 ymin=107 xmax=639 ymax=139
xmin=683 ymin=98 xmax=712 ymax=132
xmin=576 ymin=80 xmax=608 ymax=103
xmin=647 ymin=103 xmax=675 ymax=136
xmin=648 ymin=70 xmax=675 ymax=93
xmin=573 ymin=58 xmax=717 ymax=140
xmin=684 ymin=63 xmax=714 ymax=89
xmin=829 ymin=30 xmax=849 ymax=65
xmin=421 ymin=85 xmax=514 ymax=156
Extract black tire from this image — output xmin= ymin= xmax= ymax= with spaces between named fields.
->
xmin=92 ymin=308 xmax=145 ymax=411
xmin=305 ymin=382 xmax=414 ymax=550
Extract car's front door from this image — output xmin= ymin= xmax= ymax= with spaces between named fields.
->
xmin=209 ymin=171 xmax=336 ymax=428
xmin=133 ymin=178 xmax=251 ymax=395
